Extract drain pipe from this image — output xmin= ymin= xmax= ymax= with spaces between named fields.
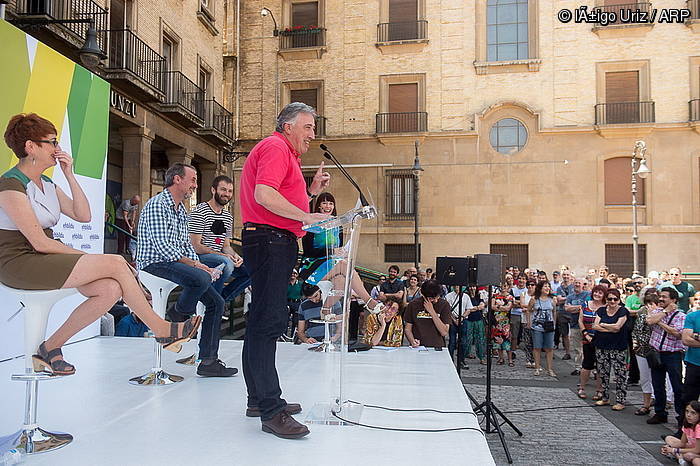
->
xmin=234 ymin=0 xmax=241 ymax=143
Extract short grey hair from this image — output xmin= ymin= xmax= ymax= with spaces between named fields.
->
xmin=275 ymin=102 xmax=316 ymax=133
xmin=164 ymin=162 xmax=195 ymax=187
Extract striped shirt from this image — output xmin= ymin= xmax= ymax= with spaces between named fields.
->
xmin=188 ymin=202 xmax=232 ymax=253
xmin=649 ymin=307 xmax=687 ymax=353
xmin=136 ymin=188 xmax=198 ymax=270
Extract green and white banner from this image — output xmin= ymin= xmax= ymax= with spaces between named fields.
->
xmin=0 ymin=20 xmax=109 ymax=359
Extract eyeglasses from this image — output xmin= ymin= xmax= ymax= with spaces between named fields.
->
xmin=670 ymin=273 xmax=680 ymax=276
xmin=32 ymin=139 xmax=58 ymax=147
xmin=606 ymin=297 xmax=620 ymax=302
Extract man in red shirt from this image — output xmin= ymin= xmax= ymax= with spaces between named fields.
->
xmin=240 ymin=103 xmax=330 ymax=439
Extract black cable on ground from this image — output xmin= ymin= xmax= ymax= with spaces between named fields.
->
xmin=330 ymin=411 xmax=486 ymax=435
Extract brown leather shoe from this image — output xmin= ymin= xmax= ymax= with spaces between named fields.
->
xmin=247 ymin=403 xmax=302 ymax=418
xmin=261 ymin=411 xmax=310 ymax=439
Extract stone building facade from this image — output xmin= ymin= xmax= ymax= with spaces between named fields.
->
xmin=5 ymin=0 xmax=236 ymax=251
xmin=232 ymin=0 xmax=700 ymax=277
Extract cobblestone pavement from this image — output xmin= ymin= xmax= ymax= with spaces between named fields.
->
xmin=460 ymin=347 xmax=677 ymax=466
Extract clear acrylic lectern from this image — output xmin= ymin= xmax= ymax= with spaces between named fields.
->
xmin=302 ymin=203 xmax=376 ymax=426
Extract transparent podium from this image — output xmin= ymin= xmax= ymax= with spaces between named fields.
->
xmin=302 ymin=204 xmax=376 ymax=426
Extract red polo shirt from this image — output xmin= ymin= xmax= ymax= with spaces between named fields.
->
xmin=240 ymin=132 xmax=309 ymax=237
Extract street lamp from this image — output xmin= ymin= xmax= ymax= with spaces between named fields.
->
xmin=631 ymin=140 xmax=651 ymax=276
xmin=412 ymin=140 xmax=424 ymax=269
xmin=260 ymin=7 xmax=279 ymax=36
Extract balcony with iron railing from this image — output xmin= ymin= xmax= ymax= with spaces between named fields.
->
xmin=592 ymin=2 xmax=652 ymax=25
xmin=376 ymin=112 xmax=428 ymax=134
xmin=689 ymin=0 xmax=700 ymax=19
xmin=594 ymin=101 xmax=655 ymax=125
xmin=9 ymin=0 xmax=108 ymax=53
xmin=104 ymin=29 xmax=165 ymax=100
xmin=157 ymin=71 xmax=205 ymax=126
xmin=196 ymin=99 xmax=234 ymax=146
xmin=377 ymin=20 xmax=428 ymax=43
xmin=691 ymin=99 xmax=700 ymax=122
xmin=279 ymin=27 xmax=326 ymax=49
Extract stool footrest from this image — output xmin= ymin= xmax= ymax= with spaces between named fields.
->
xmin=11 ymin=372 xmax=61 ymax=382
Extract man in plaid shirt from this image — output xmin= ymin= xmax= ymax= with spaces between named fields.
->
xmin=137 ymin=163 xmax=237 ymax=378
xmin=645 ymin=287 xmax=686 ymax=425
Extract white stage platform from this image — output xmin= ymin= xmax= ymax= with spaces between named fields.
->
xmin=0 ymin=338 xmax=493 ymax=465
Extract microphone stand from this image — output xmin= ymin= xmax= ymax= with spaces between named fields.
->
xmin=319 ymin=144 xmax=369 ymax=207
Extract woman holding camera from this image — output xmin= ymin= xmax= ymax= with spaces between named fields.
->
xmin=592 ymin=288 xmax=630 ymax=411
xmin=527 ymin=281 xmax=557 ymax=377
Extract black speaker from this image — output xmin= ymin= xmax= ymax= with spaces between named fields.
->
xmin=475 ymin=254 xmax=503 ymax=286
xmin=436 ymin=257 xmax=470 ymax=286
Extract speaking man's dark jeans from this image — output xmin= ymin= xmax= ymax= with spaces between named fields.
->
xmin=650 ymin=351 xmax=684 ymax=419
xmin=143 ymin=261 xmax=224 ymax=361
xmin=241 ymin=227 xmax=298 ymax=421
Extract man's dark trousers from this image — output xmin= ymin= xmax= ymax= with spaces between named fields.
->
xmin=242 ymin=228 xmax=298 ymax=421
xmin=650 ymin=351 xmax=684 ymax=420
xmin=143 ymin=261 xmax=224 ymax=360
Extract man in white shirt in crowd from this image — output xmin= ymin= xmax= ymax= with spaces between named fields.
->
xmin=115 ymin=194 xmax=140 ymax=255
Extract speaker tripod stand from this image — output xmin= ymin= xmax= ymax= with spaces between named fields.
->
xmin=465 ymin=285 xmax=522 ymax=464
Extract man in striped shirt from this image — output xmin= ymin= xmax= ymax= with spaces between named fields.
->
xmin=189 ymin=175 xmax=250 ymax=302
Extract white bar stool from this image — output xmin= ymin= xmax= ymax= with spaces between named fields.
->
xmin=175 ymin=302 xmax=205 ymax=366
xmin=0 ymin=284 xmax=77 ymax=454
xmin=129 ymin=271 xmax=183 ymax=386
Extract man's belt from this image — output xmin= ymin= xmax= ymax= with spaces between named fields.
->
xmin=243 ymin=222 xmax=296 ymax=240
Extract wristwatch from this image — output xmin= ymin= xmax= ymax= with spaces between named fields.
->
xmin=307 ymin=189 xmax=317 ymax=201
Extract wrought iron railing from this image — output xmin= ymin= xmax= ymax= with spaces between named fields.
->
xmin=315 ymin=115 xmax=326 ymax=137
xmin=202 ymin=99 xmax=234 ymax=140
xmin=279 ymin=28 xmax=326 ymax=49
xmin=377 ymin=20 xmax=428 ymax=42
xmin=106 ymin=29 xmax=165 ymax=93
xmin=376 ymin=112 xmax=428 ymax=133
xmin=688 ymin=0 xmax=700 ymax=19
xmin=594 ymin=102 xmax=655 ymax=125
xmin=592 ymin=2 xmax=652 ymax=25
xmin=691 ymin=99 xmax=700 ymax=122
xmin=161 ymin=71 xmax=205 ymax=120
xmin=13 ymin=0 xmax=108 ymax=51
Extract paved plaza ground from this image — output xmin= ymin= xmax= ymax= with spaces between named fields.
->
xmin=460 ymin=346 xmax=679 ymax=466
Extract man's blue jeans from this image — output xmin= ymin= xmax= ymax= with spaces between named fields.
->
xmin=650 ymin=351 xmax=684 ymax=419
xmin=241 ymin=227 xmax=298 ymax=421
xmin=143 ymin=261 xmax=224 ymax=361
xmin=198 ymin=253 xmax=251 ymax=301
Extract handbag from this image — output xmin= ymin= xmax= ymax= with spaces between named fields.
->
xmin=646 ymin=311 xmax=679 ymax=369
xmin=536 ymin=300 xmax=555 ymax=333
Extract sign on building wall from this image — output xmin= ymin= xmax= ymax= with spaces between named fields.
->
xmin=0 ymin=20 xmax=109 ymax=360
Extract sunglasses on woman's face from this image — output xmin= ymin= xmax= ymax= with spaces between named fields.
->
xmin=606 ymin=297 xmax=619 ymax=302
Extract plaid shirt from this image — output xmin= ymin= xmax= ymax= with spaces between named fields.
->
xmin=136 ymin=188 xmax=198 ymax=270
xmin=649 ymin=307 xmax=687 ymax=353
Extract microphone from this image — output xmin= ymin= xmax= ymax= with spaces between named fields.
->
xmin=319 ymin=144 xmax=369 ymax=207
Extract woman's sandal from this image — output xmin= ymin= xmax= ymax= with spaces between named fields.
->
xmin=365 ymin=299 xmax=385 ymax=315
xmin=32 ymin=342 xmax=75 ymax=376
xmin=577 ymin=388 xmax=587 ymax=399
xmin=592 ymin=391 xmax=604 ymax=401
xmin=635 ymin=406 xmax=651 ymax=416
xmin=508 ymin=361 xmax=515 ymax=367
xmin=611 ymin=403 xmax=625 ymax=411
xmin=155 ymin=316 xmax=203 ymax=353
xmin=594 ymin=399 xmax=610 ymax=406
xmin=497 ymin=359 xmax=505 ymax=365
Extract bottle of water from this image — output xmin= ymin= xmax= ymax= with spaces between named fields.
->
xmin=1 ymin=448 xmax=26 ymax=465
xmin=211 ymin=263 xmax=225 ymax=282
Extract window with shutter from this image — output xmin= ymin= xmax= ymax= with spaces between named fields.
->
xmin=388 ymin=0 xmax=418 ymax=40
xmin=604 ymin=157 xmax=645 ymax=206
xmin=490 ymin=244 xmax=528 ymax=272
xmin=605 ymin=71 xmax=640 ymax=123
xmin=290 ymin=89 xmax=318 ymax=109
xmin=388 ymin=83 xmax=418 ymax=132
xmin=605 ymin=244 xmax=646 ymax=277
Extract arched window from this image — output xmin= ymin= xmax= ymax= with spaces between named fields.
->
xmin=604 ymin=157 xmax=645 ymax=206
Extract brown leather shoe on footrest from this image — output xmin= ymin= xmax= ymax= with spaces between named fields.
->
xmin=261 ymin=411 xmax=309 ymax=439
xmin=247 ymin=403 xmax=302 ymax=418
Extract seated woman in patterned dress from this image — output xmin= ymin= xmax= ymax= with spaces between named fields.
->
xmin=0 ymin=113 xmax=201 ymax=376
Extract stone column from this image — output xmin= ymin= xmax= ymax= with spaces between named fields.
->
xmin=119 ymin=126 xmax=154 ymax=203
xmin=166 ymin=147 xmax=195 ymax=167
xmin=199 ymin=162 xmax=219 ymax=200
